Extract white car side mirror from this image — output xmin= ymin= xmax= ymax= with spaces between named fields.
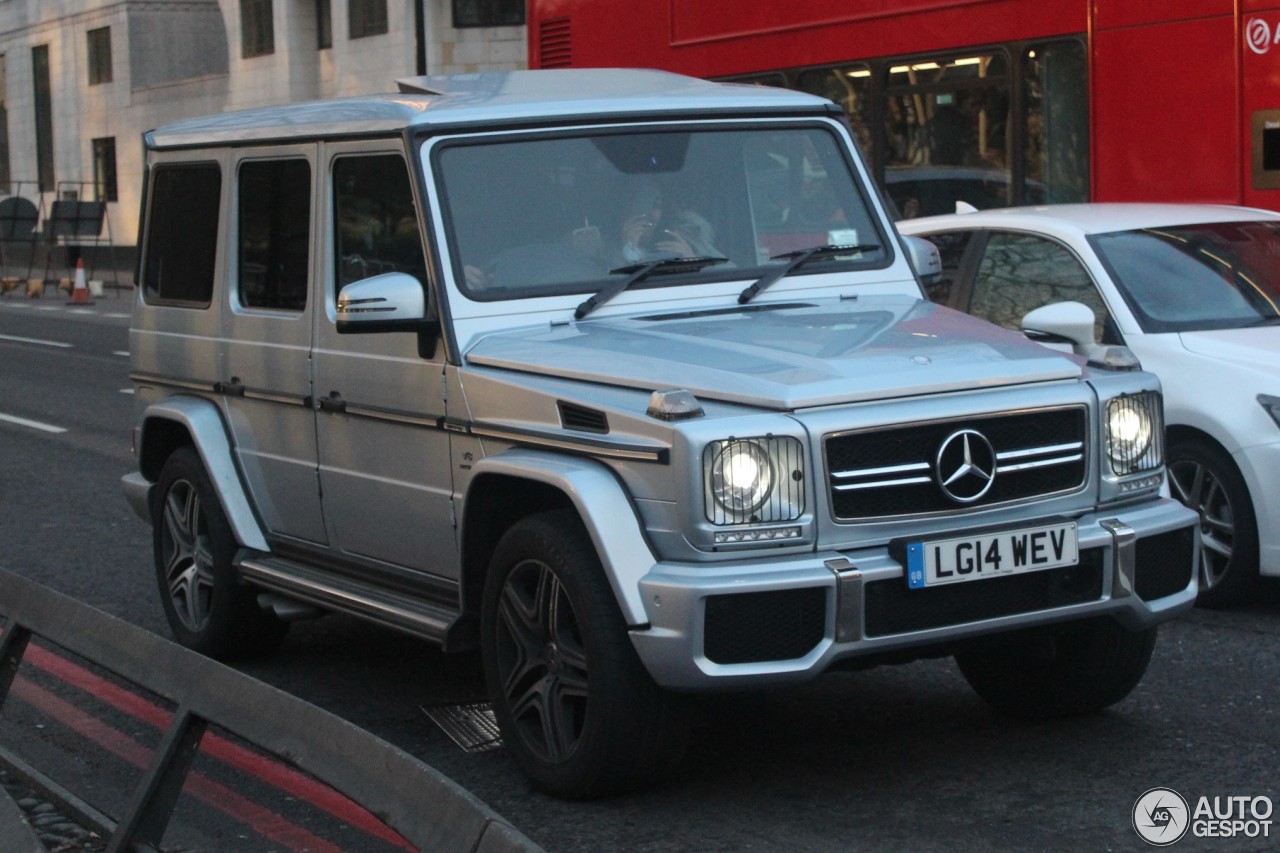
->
xmin=902 ymin=235 xmax=941 ymax=285
xmin=1022 ymin=301 xmax=1096 ymax=348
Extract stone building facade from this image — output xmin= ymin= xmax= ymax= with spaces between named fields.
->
xmin=0 ymin=0 xmax=526 ymax=253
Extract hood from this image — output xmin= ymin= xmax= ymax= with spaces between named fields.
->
xmin=464 ymin=296 xmax=1083 ymax=410
xmin=1179 ymin=327 xmax=1280 ymax=369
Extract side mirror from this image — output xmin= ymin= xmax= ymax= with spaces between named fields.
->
xmin=902 ymin=235 xmax=942 ymax=285
xmin=336 ymin=272 xmax=430 ymax=334
xmin=1022 ymin=301 xmax=1096 ymax=348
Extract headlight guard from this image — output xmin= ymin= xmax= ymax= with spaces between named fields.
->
xmin=1105 ymin=391 xmax=1164 ymax=477
xmin=703 ymin=436 xmax=805 ymax=525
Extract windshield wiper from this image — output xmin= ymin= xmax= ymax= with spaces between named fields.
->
xmin=738 ymin=243 xmax=881 ymax=305
xmin=574 ymin=256 xmax=728 ymax=320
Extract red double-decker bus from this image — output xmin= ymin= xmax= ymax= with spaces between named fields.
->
xmin=528 ymin=1 xmax=1280 ymax=217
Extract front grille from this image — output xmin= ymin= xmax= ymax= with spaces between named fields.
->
xmin=1135 ymin=526 xmax=1196 ymax=601
xmin=826 ymin=407 xmax=1088 ymax=520
xmin=703 ymin=587 xmax=827 ymax=664
xmin=863 ymin=547 xmax=1104 ymax=637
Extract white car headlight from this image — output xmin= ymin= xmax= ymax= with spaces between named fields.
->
xmin=1105 ymin=392 xmax=1163 ymax=476
xmin=704 ymin=437 xmax=804 ymax=525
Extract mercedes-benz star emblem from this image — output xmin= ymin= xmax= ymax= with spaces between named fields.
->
xmin=936 ymin=429 xmax=997 ymax=503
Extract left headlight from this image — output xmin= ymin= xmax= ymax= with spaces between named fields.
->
xmin=704 ymin=436 xmax=805 ymax=525
xmin=1105 ymin=391 xmax=1163 ymax=476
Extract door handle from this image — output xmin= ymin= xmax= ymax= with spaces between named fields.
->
xmin=318 ymin=392 xmax=346 ymax=414
xmin=214 ymin=377 xmax=245 ymax=397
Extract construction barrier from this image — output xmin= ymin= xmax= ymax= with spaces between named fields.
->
xmin=0 ymin=569 xmax=542 ymax=852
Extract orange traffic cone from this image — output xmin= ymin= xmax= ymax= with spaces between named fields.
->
xmin=68 ymin=258 xmax=92 ymax=305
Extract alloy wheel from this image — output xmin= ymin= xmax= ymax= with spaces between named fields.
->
xmin=494 ymin=558 xmax=590 ymax=764
xmin=160 ymin=479 xmax=216 ymax=633
xmin=1168 ymin=459 xmax=1235 ymax=591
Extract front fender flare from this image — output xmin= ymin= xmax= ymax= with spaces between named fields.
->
xmin=137 ymin=397 xmax=270 ymax=552
xmin=466 ymin=449 xmax=657 ymax=626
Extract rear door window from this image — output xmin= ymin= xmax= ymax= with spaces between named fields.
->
xmin=238 ymin=159 xmax=312 ymax=311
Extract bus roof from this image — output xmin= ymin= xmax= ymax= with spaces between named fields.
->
xmin=145 ymin=69 xmax=837 ymax=149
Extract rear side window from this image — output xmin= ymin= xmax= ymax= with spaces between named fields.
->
xmin=238 ymin=159 xmax=312 ymax=311
xmin=142 ymin=164 xmax=221 ymax=306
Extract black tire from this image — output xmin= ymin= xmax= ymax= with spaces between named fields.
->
xmin=152 ymin=447 xmax=288 ymax=659
xmin=1167 ymin=437 xmax=1259 ymax=608
xmin=954 ymin=617 xmax=1157 ymax=719
xmin=480 ymin=509 xmax=687 ymax=798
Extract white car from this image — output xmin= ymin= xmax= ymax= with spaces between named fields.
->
xmin=900 ymin=203 xmax=1280 ymax=607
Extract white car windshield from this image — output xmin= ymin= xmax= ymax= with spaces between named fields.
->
xmin=433 ymin=125 xmax=887 ymax=301
xmin=1091 ymin=221 xmax=1280 ymax=332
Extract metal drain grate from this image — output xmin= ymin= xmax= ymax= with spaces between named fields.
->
xmin=422 ymin=702 xmax=504 ymax=753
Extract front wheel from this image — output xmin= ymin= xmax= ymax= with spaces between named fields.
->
xmin=1167 ymin=438 xmax=1259 ymax=608
xmin=954 ymin=617 xmax=1157 ymax=719
xmin=480 ymin=510 xmax=686 ymax=798
xmin=152 ymin=447 xmax=288 ymax=659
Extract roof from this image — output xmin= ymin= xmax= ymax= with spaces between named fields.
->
xmin=898 ymin=202 xmax=1280 ymax=237
xmin=146 ymin=69 xmax=835 ymax=149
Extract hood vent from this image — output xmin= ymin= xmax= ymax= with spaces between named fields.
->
xmin=558 ymin=401 xmax=609 ymax=434
xmin=539 ymin=18 xmax=573 ymax=68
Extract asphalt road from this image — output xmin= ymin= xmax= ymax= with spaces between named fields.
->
xmin=1 ymin=294 xmax=1279 ymax=851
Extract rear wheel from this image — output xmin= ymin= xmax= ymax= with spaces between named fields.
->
xmin=954 ymin=617 xmax=1157 ymax=719
xmin=480 ymin=510 xmax=686 ymax=798
xmin=153 ymin=447 xmax=288 ymax=659
xmin=1167 ymin=438 xmax=1258 ymax=608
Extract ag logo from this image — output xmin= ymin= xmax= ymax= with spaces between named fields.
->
xmin=1247 ymin=18 xmax=1279 ymax=55
xmin=1133 ymin=787 xmax=1190 ymax=846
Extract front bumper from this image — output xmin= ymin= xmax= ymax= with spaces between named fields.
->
xmin=630 ymin=498 xmax=1198 ymax=689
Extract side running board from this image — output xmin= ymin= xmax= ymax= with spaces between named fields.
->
xmin=236 ymin=554 xmax=466 ymax=650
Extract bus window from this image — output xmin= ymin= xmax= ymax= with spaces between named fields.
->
xmin=1025 ymin=40 xmax=1088 ymax=204
xmin=795 ymin=65 xmax=873 ymax=156
xmin=884 ymin=53 xmax=1011 ymax=218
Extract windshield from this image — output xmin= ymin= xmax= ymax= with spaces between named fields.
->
xmin=1090 ymin=221 xmax=1280 ymax=332
xmin=433 ymin=124 xmax=887 ymax=301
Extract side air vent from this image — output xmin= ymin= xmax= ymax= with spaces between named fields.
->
xmin=558 ymin=401 xmax=609 ymax=434
xmin=539 ymin=17 xmax=573 ymax=68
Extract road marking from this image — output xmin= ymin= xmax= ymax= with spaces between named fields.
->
xmin=0 ymin=332 xmax=72 ymax=348
xmin=103 ymin=312 xmax=130 ymax=318
xmin=113 ymin=350 xmax=129 ymax=357
xmin=119 ymin=388 xmax=134 ymax=395
xmin=0 ymin=412 xmax=67 ymax=433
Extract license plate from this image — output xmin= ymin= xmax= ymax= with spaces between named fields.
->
xmin=905 ymin=522 xmax=1078 ymax=589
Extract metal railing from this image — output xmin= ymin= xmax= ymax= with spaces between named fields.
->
xmin=0 ymin=569 xmax=541 ymax=852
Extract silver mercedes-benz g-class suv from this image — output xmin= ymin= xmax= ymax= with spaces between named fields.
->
xmin=123 ymin=69 xmax=1198 ymax=798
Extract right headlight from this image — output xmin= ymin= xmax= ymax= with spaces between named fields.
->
xmin=703 ymin=436 xmax=805 ymax=526
xmin=1104 ymin=391 xmax=1163 ymax=476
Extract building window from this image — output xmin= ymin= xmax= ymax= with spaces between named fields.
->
xmin=316 ymin=0 xmax=332 ymax=49
xmin=92 ymin=138 xmax=117 ymax=203
xmin=241 ymin=0 xmax=275 ymax=58
xmin=0 ymin=55 xmax=10 ymax=190
xmin=454 ymin=0 xmax=524 ymax=28
xmin=32 ymin=45 xmax=53 ymax=193
xmin=87 ymin=27 xmax=112 ymax=85
xmin=349 ymin=0 xmax=388 ymax=39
